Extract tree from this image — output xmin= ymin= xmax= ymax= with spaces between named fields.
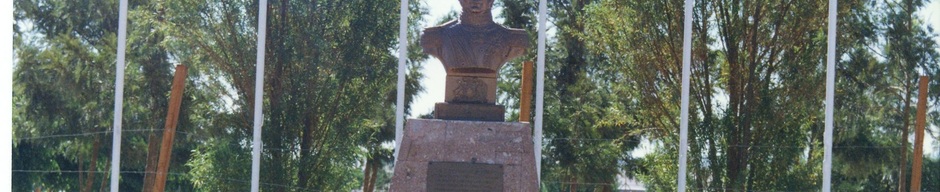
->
xmin=492 ymin=1 xmax=645 ymax=191
xmin=879 ymin=1 xmax=940 ymax=191
xmin=14 ymin=0 xmax=200 ymax=191
xmin=15 ymin=0 xmax=427 ymax=191
xmin=160 ymin=0 xmax=426 ymax=191
xmin=577 ymin=0 xmax=939 ymax=190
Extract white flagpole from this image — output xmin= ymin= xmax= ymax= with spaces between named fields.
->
xmin=109 ymin=0 xmax=128 ymax=191
xmin=394 ymin=0 xmax=409 ymax=161
xmin=823 ymin=0 xmax=837 ymax=191
xmin=250 ymin=0 xmax=268 ymax=191
xmin=535 ymin=0 xmax=547 ymax=186
xmin=678 ymin=0 xmax=693 ymax=191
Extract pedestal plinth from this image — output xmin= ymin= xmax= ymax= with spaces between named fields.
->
xmin=390 ymin=119 xmax=537 ymax=192
xmin=435 ymin=74 xmax=506 ymax=122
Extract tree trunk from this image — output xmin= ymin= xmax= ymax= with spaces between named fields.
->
xmin=142 ymin=133 xmax=161 ymax=192
xmin=899 ymin=1 xmax=915 ymax=191
xmin=82 ymin=139 xmax=100 ymax=192
xmin=899 ymin=87 xmax=912 ymax=192
xmin=78 ymin=150 xmax=84 ymax=191
xmin=297 ymin=114 xmax=321 ymax=185
xmin=100 ymin=159 xmax=110 ymax=192
xmin=362 ymin=158 xmax=376 ymax=192
xmin=369 ymin=161 xmax=378 ymax=191
xmin=362 ymin=159 xmax=372 ymax=192
xmin=568 ymin=174 xmax=578 ymax=192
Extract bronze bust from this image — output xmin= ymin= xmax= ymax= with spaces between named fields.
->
xmin=422 ymin=0 xmax=530 ymax=121
xmin=421 ymin=1 xmax=529 ymax=74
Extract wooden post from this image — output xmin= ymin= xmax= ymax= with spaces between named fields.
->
xmin=152 ymin=65 xmax=188 ymax=192
xmin=520 ymin=61 xmax=534 ymax=122
xmin=910 ymin=76 xmax=929 ymax=192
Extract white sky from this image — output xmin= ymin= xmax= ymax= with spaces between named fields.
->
xmin=914 ymin=1 xmax=939 ymax=158
xmin=409 ymin=0 xmax=457 ymax=118
xmin=414 ymin=1 xmax=940 ymax=158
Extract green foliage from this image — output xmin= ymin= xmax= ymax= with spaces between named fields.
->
xmin=13 ymin=0 xmax=940 ymax=191
xmin=577 ymin=0 xmax=938 ymax=190
xmin=15 ymin=0 xmax=425 ymax=191
xmin=492 ymin=1 xmax=646 ymax=191
xmin=923 ymin=157 xmax=940 ymax=191
xmin=13 ymin=0 xmax=178 ymax=190
xmin=160 ymin=0 xmax=426 ymax=191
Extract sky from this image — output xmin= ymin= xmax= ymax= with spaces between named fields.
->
xmin=917 ymin=1 xmax=940 ymax=158
xmin=408 ymin=0 xmax=457 ymax=119
xmin=413 ymin=1 xmax=940 ymax=158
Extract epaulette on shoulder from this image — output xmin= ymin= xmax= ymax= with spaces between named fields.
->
xmin=507 ymin=29 xmax=530 ymax=47
xmin=424 ymin=26 xmax=443 ymax=33
xmin=508 ymin=28 xmax=528 ymax=35
xmin=424 ymin=20 xmax=457 ymax=32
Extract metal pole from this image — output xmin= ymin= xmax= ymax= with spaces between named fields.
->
xmin=250 ymin=0 xmax=268 ymax=191
xmin=109 ymin=0 xmax=128 ymax=191
xmin=394 ymin=0 xmax=409 ymax=162
xmin=823 ymin=0 xmax=837 ymax=191
xmin=678 ymin=0 xmax=693 ymax=191
xmin=535 ymin=0 xmax=547 ymax=186
xmin=2 ymin=0 xmax=11 ymax=188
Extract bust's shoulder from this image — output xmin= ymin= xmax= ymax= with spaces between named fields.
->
xmin=506 ymin=28 xmax=527 ymax=34
xmin=422 ymin=20 xmax=457 ymax=49
xmin=503 ymin=28 xmax=530 ymax=47
xmin=506 ymin=28 xmax=528 ymax=38
xmin=423 ymin=20 xmax=458 ymax=34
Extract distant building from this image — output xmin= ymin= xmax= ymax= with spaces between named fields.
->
xmin=617 ymin=172 xmax=647 ymax=192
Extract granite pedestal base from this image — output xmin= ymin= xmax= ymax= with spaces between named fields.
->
xmin=390 ymin=119 xmax=537 ymax=192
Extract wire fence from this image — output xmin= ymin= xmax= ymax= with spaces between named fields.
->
xmin=12 ymin=129 xmax=939 ymax=191
xmin=16 ymin=130 xmax=922 ymax=150
xmin=11 ymin=169 xmax=325 ymax=192
xmin=15 ymin=167 xmax=660 ymax=192
xmin=13 ymin=129 xmax=195 ymax=141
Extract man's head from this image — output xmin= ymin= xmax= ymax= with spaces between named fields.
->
xmin=459 ymin=0 xmax=495 ymax=14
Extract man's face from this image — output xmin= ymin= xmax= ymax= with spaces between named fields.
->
xmin=459 ymin=0 xmax=494 ymax=14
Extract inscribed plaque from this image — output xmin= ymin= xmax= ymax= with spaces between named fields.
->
xmin=427 ymin=162 xmax=504 ymax=192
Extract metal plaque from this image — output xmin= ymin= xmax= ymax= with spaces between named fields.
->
xmin=427 ymin=162 xmax=504 ymax=192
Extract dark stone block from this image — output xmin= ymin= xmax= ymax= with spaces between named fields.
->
xmin=434 ymin=102 xmax=505 ymax=122
xmin=427 ymin=162 xmax=504 ymax=192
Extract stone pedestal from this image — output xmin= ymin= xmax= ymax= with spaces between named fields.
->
xmin=390 ymin=119 xmax=537 ymax=192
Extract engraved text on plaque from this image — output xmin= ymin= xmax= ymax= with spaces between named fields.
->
xmin=426 ymin=162 xmax=504 ymax=192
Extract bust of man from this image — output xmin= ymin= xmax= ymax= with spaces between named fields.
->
xmin=422 ymin=0 xmax=529 ymax=75
xmin=422 ymin=0 xmax=529 ymax=121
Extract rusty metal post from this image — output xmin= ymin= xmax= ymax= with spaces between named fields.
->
xmin=911 ymin=76 xmax=929 ymax=192
xmin=152 ymin=65 xmax=188 ymax=192
xmin=520 ymin=61 xmax=534 ymax=122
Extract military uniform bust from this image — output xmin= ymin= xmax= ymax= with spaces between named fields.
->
xmin=421 ymin=0 xmax=529 ymax=75
xmin=423 ymin=0 xmax=530 ymax=121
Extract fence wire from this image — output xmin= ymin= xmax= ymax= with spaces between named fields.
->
xmin=13 ymin=130 xmax=938 ymax=191
xmin=12 ymin=169 xmax=324 ymax=192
